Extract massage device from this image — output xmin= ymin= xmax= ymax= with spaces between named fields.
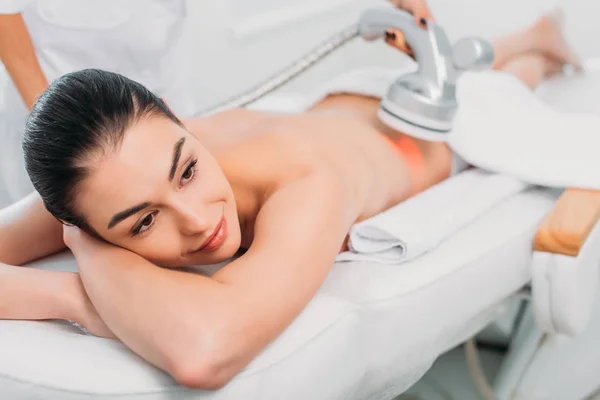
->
xmin=359 ymin=8 xmax=495 ymax=141
xmin=200 ymin=6 xmax=494 ymax=142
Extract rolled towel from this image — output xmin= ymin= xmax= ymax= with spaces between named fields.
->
xmin=449 ymin=65 xmax=600 ymax=190
xmin=336 ymin=169 xmax=529 ymax=264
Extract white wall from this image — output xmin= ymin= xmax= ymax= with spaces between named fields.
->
xmin=0 ymin=0 xmax=595 ymax=205
xmin=1 ymin=0 xmax=597 ymax=112
xmin=180 ymin=0 xmax=600 ymax=112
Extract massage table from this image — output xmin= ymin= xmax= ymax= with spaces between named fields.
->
xmin=2 ymin=68 xmax=600 ymax=399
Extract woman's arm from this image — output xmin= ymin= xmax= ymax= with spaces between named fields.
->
xmin=65 ymin=168 xmax=353 ymax=389
xmin=0 ymin=263 xmax=114 ymax=338
xmin=0 ymin=192 xmax=65 ymax=265
xmin=0 ymin=194 xmax=113 ymax=337
xmin=0 ymin=263 xmax=79 ymax=321
xmin=0 ymin=13 xmax=48 ymax=109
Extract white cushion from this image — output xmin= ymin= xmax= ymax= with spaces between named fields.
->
xmin=0 ymin=187 xmax=557 ymax=399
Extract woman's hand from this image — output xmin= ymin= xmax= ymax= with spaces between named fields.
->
xmin=390 ymin=0 xmax=434 ymax=27
xmin=63 ymin=224 xmax=89 ymax=251
xmin=63 ymin=224 xmax=113 ymax=262
xmin=63 ymin=225 xmax=117 ymax=339
xmin=72 ymin=274 xmax=117 ymax=339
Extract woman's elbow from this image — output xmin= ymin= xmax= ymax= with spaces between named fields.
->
xmin=163 ymin=323 xmax=243 ymax=390
xmin=168 ymin=353 xmax=237 ymax=390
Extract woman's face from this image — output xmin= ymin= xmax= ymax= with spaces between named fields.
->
xmin=74 ymin=115 xmax=241 ymax=267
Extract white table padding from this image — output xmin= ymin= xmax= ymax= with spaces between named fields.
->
xmin=0 ymin=187 xmax=558 ymax=399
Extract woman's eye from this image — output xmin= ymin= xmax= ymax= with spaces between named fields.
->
xmin=134 ymin=213 xmax=156 ymax=235
xmin=180 ymin=160 xmax=197 ymax=185
xmin=182 ymin=166 xmax=193 ymax=181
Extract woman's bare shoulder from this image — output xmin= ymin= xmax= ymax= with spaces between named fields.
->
xmin=219 ymin=123 xmax=323 ymax=189
xmin=182 ymin=109 xmax=282 ymax=151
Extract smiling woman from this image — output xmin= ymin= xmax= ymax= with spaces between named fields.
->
xmin=23 ymin=70 xmax=243 ymax=267
xmin=23 ymin=70 xmax=183 ymax=231
xmin=4 ymin=18 xmax=576 ymax=387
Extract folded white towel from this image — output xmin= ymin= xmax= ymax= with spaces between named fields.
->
xmin=336 ymin=169 xmax=528 ymax=263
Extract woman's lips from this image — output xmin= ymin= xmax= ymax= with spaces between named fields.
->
xmin=192 ymin=216 xmax=227 ymax=254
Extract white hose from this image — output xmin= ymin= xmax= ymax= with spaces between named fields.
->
xmin=465 ymin=338 xmax=497 ymax=400
xmin=196 ymin=24 xmax=360 ymax=116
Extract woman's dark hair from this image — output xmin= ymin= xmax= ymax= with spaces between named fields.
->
xmin=23 ymin=68 xmax=182 ymax=233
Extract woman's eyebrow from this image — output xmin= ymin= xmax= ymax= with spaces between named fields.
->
xmin=107 ymin=136 xmax=186 ymax=230
xmin=108 ymin=202 xmax=151 ymax=229
xmin=169 ymin=137 xmax=186 ymax=181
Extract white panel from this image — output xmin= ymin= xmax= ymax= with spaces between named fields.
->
xmin=227 ymin=0 xmax=354 ymax=37
xmin=179 ymin=0 xmax=600 ymax=112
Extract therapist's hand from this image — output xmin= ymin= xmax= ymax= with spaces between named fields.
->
xmin=385 ymin=0 xmax=434 ymax=57
xmin=390 ymin=0 xmax=434 ymax=28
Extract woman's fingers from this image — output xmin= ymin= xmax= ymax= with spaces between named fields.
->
xmin=62 ymin=224 xmax=82 ymax=248
xmin=62 ymin=224 xmax=100 ymax=251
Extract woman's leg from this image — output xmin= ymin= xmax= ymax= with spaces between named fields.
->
xmin=384 ymin=9 xmax=580 ymax=70
xmin=500 ymin=52 xmax=563 ymax=90
xmin=491 ymin=9 xmax=580 ymax=70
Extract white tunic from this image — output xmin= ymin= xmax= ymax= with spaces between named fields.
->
xmin=0 ymin=0 xmax=193 ymax=203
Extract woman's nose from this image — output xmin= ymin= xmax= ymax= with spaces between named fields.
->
xmin=175 ymin=205 xmax=210 ymax=235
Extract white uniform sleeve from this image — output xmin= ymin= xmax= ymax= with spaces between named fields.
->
xmin=0 ymin=0 xmax=34 ymax=14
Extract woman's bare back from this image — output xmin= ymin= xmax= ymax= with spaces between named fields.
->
xmin=186 ymin=94 xmax=452 ymax=238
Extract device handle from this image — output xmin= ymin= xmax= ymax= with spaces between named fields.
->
xmin=358 ymin=7 xmax=454 ymax=90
